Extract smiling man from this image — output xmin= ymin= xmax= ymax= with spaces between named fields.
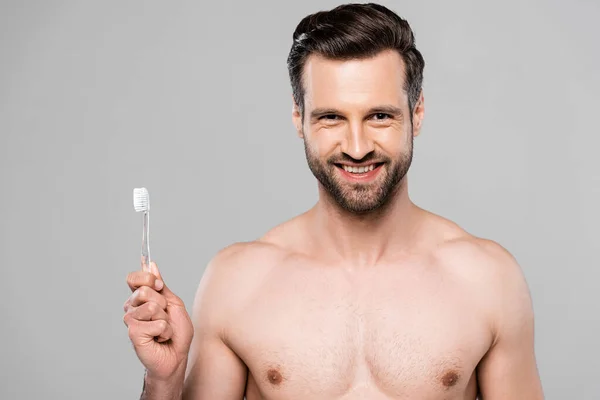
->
xmin=124 ymin=3 xmax=544 ymax=399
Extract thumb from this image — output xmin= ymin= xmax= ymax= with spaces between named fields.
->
xmin=149 ymin=261 xmax=163 ymax=281
xmin=150 ymin=261 xmax=176 ymax=298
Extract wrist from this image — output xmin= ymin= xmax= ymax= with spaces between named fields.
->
xmin=142 ymin=361 xmax=187 ymax=400
xmin=147 ymin=357 xmax=188 ymax=381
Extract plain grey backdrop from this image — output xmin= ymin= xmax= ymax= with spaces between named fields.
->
xmin=1 ymin=0 xmax=598 ymax=398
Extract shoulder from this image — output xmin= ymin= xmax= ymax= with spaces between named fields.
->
xmin=192 ymin=217 xmax=307 ymax=319
xmin=206 ymin=240 xmax=286 ymax=272
xmin=419 ymin=211 xmax=523 ymax=280
xmin=205 ymin=214 xmax=308 ymax=277
xmin=197 ymin=239 xmax=288 ymax=301
xmin=421 ymin=211 xmax=534 ymax=327
xmin=436 ymin=233 xmax=526 ymax=288
xmin=433 ymin=231 xmax=534 ymax=339
xmin=438 ymin=234 xmax=517 ymax=269
xmin=189 ymin=240 xmax=287 ymax=337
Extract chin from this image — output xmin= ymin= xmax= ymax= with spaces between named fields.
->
xmin=336 ymin=193 xmax=386 ymax=214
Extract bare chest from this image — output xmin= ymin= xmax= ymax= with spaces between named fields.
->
xmin=228 ymin=263 xmax=491 ymax=399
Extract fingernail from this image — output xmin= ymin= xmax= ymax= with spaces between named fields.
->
xmin=155 ymin=279 xmax=163 ymax=290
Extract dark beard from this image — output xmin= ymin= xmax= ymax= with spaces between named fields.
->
xmin=304 ymin=136 xmax=413 ymax=214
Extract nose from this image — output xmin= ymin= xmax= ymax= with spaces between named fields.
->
xmin=341 ymin=122 xmax=374 ymax=160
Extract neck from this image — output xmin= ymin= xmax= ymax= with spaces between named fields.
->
xmin=309 ymin=179 xmax=421 ymax=267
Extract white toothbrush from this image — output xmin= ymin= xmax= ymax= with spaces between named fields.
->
xmin=133 ymin=187 xmax=151 ymax=273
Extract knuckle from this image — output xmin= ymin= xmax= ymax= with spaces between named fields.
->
xmin=139 ymin=286 xmax=153 ymax=300
xmin=158 ymin=320 xmax=168 ymax=331
xmin=123 ymin=310 xmax=134 ymax=323
xmin=137 ymin=286 xmax=150 ymax=300
xmin=129 ymin=291 xmax=138 ymax=304
xmin=146 ymin=301 xmax=158 ymax=315
xmin=127 ymin=325 xmax=137 ymax=340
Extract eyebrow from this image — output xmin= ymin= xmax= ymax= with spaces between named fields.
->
xmin=310 ymin=105 xmax=404 ymax=120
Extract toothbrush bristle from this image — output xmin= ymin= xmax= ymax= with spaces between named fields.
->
xmin=133 ymin=187 xmax=150 ymax=212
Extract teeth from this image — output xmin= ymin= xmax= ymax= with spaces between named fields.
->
xmin=342 ymin=164 xmax=376 ymax=173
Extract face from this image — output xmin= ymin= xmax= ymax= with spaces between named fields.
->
xmin=292 ymin=50 xmax=425 ymax=214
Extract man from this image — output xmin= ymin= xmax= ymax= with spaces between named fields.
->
xmin=123 ymin=3 xmax=544 ymax=399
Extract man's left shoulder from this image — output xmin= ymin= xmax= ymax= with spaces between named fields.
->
xmin=434 ymin=233 xmax=528 ymax=292
xmin=441 ymin=235 xmax=518 ymax=267
xmin=435 ymin=234 xmax=535 ymax=341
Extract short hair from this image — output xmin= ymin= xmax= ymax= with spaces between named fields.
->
xmin=287 ymin=3 xmax=425 ymax=118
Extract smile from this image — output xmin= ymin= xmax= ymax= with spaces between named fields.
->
xmin=342 ymin=164 xmax=375 ymax=173
xmin=336 ymin=162 xmax=383 ymax=173
xmin=335 ymin=163 xmax=384 ymax=182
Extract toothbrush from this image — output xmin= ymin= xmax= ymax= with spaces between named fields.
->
xmin=133 ymin=187 xmax=151 ymax=273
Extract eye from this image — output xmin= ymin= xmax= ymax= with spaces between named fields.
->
xmin=318 ymin=114 xmax=343 ymax=125
xmin=371 ymin=113 xmax=392 ymax=121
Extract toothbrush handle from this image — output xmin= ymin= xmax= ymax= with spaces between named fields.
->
xmin=141 ymin=211 xmax=151 ymax=273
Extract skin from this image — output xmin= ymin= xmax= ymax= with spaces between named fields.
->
xmin=124 ymin=49 xmax=544 ymax=399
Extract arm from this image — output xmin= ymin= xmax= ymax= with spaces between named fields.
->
xmin=182 ymin=245 xmax=250 ymax=399
xmin=476 ymin=242 xmax=544 ymax=399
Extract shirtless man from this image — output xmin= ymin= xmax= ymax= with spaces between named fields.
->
xmin=123 ymin=3 xmax=544 ymax=399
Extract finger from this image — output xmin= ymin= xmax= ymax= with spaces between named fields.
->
xmin=127 ymin=301 xmax=169 ymax=322
xmin=126 ymin=271 xmax=163 ymax=292
xmin=123 ymin=278 xmax=167 ymax=312
xmin=128 ymin=320 xmax=173 ymax=346
xmin=129 ymin=285 xmax=168 ymax=310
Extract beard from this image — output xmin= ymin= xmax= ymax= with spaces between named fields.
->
xmin=304 ymin=135 xmax=413 ymax=214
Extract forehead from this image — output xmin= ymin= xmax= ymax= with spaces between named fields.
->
xmin=302 ymin=50 xmax=407 ymax=110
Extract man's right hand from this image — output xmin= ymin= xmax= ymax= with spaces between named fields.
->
xmin=123 ymin=261 xmax=194 ymax=382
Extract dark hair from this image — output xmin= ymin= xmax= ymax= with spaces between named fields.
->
xmin=287 ymin=3 xmax=425 ymax=119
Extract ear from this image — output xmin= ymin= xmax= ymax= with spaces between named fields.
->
xmin=411 ymin=90 xmax=425 ymax=137
xmin=291 ymin=96 xmax=304 ymax=139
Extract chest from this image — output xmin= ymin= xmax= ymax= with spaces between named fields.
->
xmin=228 ymin=264 xmax=490 ymax=399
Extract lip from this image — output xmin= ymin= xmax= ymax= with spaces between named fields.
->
xmin=335 ymin=163 xmax=384 ymax=183
xmin=336 ymin=162 xmax=383 ymax=167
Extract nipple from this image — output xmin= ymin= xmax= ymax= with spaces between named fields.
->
xmin=440 ymin=370 xmax=460 ymax=388
xmin=267 ymin=368 xmax=283 ymax=385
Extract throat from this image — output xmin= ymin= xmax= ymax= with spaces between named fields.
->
xmin=311 ymin=193 xmax=418 ymax=264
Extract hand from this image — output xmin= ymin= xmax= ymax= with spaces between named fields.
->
xmin=123 ymin=261 xmax=194 ymax=381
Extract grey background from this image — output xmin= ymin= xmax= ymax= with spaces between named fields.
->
xmin=1 ymin=0 xmax=598 ymax=399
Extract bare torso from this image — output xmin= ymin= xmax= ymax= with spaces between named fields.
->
xmin=216 ymin=210 xmax=497 ymax=399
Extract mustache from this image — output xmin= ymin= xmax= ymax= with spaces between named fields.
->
xmin=327 ymin=151 xmax=390 ymax=165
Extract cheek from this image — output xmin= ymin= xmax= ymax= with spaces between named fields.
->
xmin=307 ymin=128 xmax=342 ymax=158
xmin=373 ymin=127 xmax=409 ymax=153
